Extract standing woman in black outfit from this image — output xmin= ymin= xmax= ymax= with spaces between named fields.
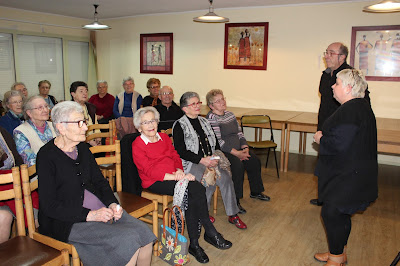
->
xmin=313 ymin=69 xmax=378 ymax=266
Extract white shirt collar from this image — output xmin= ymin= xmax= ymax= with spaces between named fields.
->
xmin=140 ymin=132 xmax=162 ymax=145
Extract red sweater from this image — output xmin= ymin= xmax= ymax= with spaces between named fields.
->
xmin=132 ymin=133 xmax=183 ymax=188
xmin=88 ymin=93 xmax=115 ymax=119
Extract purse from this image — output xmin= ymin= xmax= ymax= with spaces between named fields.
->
xmin=158 ymin=206 xmax=190 ymax=266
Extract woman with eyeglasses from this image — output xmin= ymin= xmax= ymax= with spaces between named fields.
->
xmin=0 ymin=90 xmax=24 ymax=135
xmin=206 ymin=89 xmax=270 ymax=215
xmin=37 ymin=101 xmax=156 ymax=265
xmin=70 ymin=81 xmax=101 ymax=147
xmin=13 ymin=95 xmax=56 ymax=227
xmin=14 ymin=95 xmax=56 ymax=167
xmin=173 ymin=92 xmax=247 ymax=231
xmin=141 ymin=78 xmax=161 ymax=107
xmin=132 ymin=106 xmax=232 ymax=264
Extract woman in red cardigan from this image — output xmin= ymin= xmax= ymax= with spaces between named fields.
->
xmin=132 ymin=107 xmax=232 ymax=264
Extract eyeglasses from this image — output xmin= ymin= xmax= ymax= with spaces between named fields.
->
xmin=61 ymin=120 xmax=88 ymax=128
xmin=186 ymin=101 xmax=202 ymax=108
xmin=160 ymin=92 xmax=173 ymax=96
xmin=140 ymin=119 xmax=159 ymax=126
xmin=9 ymin=100 xmax=23 ymax=105
xmin=150 ymin=85 xmax=160 ymax=89
xmin=212 ymin=97 xmax=226 ymax=105
xmin=31 ymin=105 xmax=50 ymax=111
xmin=323 ymin=51 xmax=343 ymax=57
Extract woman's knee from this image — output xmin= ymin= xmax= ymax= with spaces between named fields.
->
xmin=0 ymin=210 xmax=13 ymax=225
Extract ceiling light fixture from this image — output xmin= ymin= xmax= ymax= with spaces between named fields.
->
xmin=193 ymin=0 xmax=229 ymax=23
xmin=82 ymin=4 xmax=111 ymax=30
xmin=363 ymin=0 xmax=400 ymax=12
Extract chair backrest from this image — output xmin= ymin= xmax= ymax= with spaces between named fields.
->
xmin=0 ymin=167 xmax=25 ymax=236
xmin=89 ymin=140 xmax=122 ymax=192
xmin=160 ymin=128 xmax=173 ymax=136
xmin=86 ymin=120 xmax=115 ymax=144
xmin=20 ymin=164 xmax=38 ymax=238
xmin=21 ymin=164 xmax=80 ymax=264
xmin=120 ymin=133 xmax=143 ymax=196
xmin=241 ymin=115 xmax=275 ymax=142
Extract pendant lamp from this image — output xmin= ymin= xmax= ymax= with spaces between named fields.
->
xmin=82 ymin=4 xmax=111 ymax=30
xmin=363 ymin=0 xmax=400 ymax=12
xmin=193 ymin=0 xmax=229 ymax=23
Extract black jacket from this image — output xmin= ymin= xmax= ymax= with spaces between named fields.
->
xmin=120 ymin=133 xmax=143 ymax=196
xmin=315 ymin=98 xmax=378 ymax=208
xmin=37 ymin=140 xmax=118 ymax=242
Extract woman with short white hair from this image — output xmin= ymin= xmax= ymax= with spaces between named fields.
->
xmin=37 ymin=101 xmax=156 ymax=266
xmin=0 ymin=90 xmax=24 ymax=135
xmin=313 ymin=69 xmax=377 ymax=265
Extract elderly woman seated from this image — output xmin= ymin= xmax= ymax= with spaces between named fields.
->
xmin=37 ymin=101 xmax=156 ymax=265
xmin=173 ymin=92 xmax=247 ymax=230
xmin=206 ymin=89 xmax=270 ymax=214
xmin=0 ymin=90 xmax=24 ymax=135
xmin=0 ymin=126 xmax=23 ymax=244
xmin=141 ymin=78 xmax=161 ymax=107
xmin=14 ymin=96 xmax=56 ymax=167
xmin=132 ymin=107 xmax=232 ymax=264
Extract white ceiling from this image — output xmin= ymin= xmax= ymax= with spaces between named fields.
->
xmin=0 ymin=0 xmax=366 ymax=20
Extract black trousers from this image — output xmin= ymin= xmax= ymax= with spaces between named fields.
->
xmin=224 ymin=151 xmax=265 ymax=199
xmin=321 ymin=203 xmax=351 ymax=255
xmin=147 ymin=180 xmax=215 ymax=240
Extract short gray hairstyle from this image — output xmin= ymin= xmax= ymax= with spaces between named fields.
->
xmin=3 ymin=90 xmax=23 ymax=112
xmin=23 ymin=96 xmax=46 ymax=120
xmin=336 ymin=69 xmax=367 ymax=98
xmin=97 ymin=80 xmax=108 ymax=87
xmin=122 ymin=76 xmax=134 ymax=85
xmin=180 ymin=91 xmax=199 ymax=108
xmin=51 ymin=101 xmax=84 ymax=136
xmin=11 ymin=82 xmax=26 ymax=91
xmin=133 ymin=106 xmax=160 ymax=129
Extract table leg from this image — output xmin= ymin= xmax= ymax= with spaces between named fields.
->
xmin=280 ymin=123 xmax=285 ymax=172
xmin=302 ymin=134 xmax=307 ymax=154
xmin=284 ymin=124 xmax=291 ymax=172
xmin=299 ymin=132 xmax=303 ymax=153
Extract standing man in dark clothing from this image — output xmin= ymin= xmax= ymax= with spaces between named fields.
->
xmin=311 ymin=42 xmax=371 ymax=206
xmin=155 ymin=86 xmax=184 ymax=131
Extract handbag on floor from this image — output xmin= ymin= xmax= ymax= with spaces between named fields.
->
xmin=158 ymin=206 xmax=189 ymax=266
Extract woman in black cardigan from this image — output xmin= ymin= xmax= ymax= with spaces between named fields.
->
xmin=313 ymin=69 xmax=377 ymax=266
xmin=37 ymin=101 xmax=155 ymax=266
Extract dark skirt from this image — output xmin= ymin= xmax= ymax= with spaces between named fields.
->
xmin=68 ymin=210 xmax=156 ymax=266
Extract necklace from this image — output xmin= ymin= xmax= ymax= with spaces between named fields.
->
xmin=196 ymin=131 xmax=212 ymax=158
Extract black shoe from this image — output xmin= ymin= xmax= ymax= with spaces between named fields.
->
xmin=310 ymin=198 xmax=323 ymax=206
xmin=189 ymin=245 xmax=209 ymax=263
xmin=237 ymin=202 xmax=247 ymax=214
xmin=204 ymin=233 xmax=232 ymax=250
xmin=250 ymin=192 xmax=271 ymax=201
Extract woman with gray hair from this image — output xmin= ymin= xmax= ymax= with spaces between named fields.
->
xmin=13 ymin=95 xmax=56 ymax=167
xmin=37 ymin=101 xmax=156 ymax=266
xmin=173 ymin=92 xmax=247 ymax=230
xmin=88 ymin=80 xmax=115 ymax=124
xmin=132 ymin=106 xmax=232 ymax=264
xmin=313 ymin=69 xmax=377 ymax=265
xmin=0 ymin=90 xmax=24 ymax=135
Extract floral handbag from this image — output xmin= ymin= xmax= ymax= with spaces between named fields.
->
xmin=158 ymin=206 xmax=190 ymax=266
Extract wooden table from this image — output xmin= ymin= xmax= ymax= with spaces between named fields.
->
xmin=284 ymin=113 xmax=400 ymax=172
xmin=284 ymin=112 xmax=318 ymax=172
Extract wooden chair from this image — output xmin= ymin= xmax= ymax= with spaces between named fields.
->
xmin=89 ymin=140 xmax=159 ymax=255
xmin=0 ymin=166 xmax=69 ymax=266
xmin=241 ymin=115 xmax=280 ymax=178
xmin=86 ymin=119 xmax=115 ymax=144
xmin=20 ymin=164 xmax=80 ymax=266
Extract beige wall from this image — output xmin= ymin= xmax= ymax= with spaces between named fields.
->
xmin=96 ymin=2 xmax=400 ymax=119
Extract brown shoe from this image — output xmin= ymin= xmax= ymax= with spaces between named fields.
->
xmin=314 ymin=246 xmax=347 ymax=263
xmin=324 ymin=253 xmax=346 ymax=266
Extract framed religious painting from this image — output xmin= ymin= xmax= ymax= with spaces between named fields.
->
xmin=140 ymin=33 xmax=173 ymax=74
xmin=224 ymin=22 xmax=269 ymax=70
xmin=350 ymin=25 xmax=400 ymax=81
